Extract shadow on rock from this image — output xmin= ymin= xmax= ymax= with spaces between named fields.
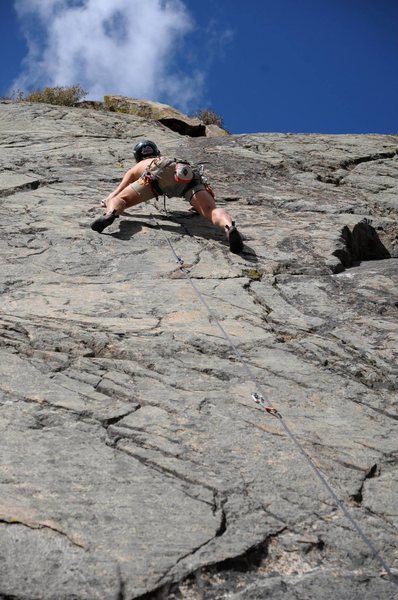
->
xmin=240 ymin=245 xmax=259 ymax=263
xmin=109 ymin=219 xmax=144 ymax=240
xmin=106 ymin=210 xmax=259 ymax=261
xmin=333 ymin=220 xmax=391 ymax=269
xmin=351 ymin=221 xmax=391 ymax=262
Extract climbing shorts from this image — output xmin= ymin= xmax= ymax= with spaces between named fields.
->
xmin=130 ymin=158 xmax=207 ymax=204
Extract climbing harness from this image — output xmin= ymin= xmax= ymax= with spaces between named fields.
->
xmin=151 ymin=159 xmax=218 ymax=217
xmin=149 ymin=206 xmax=398 ymax=588
xmin=141 ymin=168 xmax=163 ymax=201
xmin=198 ymin=164 xmax=215 ymax=198
xmin=143 ymin=158 xmax=197 ymax=198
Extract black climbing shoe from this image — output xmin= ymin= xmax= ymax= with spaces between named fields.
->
xmin=225 ymin=222 xmax=243 ymax=254
xmin=91 ymin=210 xmax=118 ymax=233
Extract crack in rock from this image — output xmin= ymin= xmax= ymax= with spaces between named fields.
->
xmin=0 ymin=518 xmax=86 ymax=549
xmin=350 ymin=464 xmax=379 ymax=505
xmin=135 ymin=528 xmax=287 ymax=600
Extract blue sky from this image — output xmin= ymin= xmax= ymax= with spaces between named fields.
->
xmin=0 ymin=0 xmax=397 ymax=135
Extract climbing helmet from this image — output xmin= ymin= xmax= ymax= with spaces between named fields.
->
xmin=133 ymin=140 xmax=161 ymax=162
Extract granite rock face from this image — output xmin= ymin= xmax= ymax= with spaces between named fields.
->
xmin=0 ymin=101 xmax=397 ymax=599
xmin=78 ymin=96 xmax=229 ymax=138
xmin=97 ymin=96 xmax=206 ymax=137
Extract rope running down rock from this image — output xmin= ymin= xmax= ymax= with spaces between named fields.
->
xmin=150 ymin=207 xmax=397 ymax=588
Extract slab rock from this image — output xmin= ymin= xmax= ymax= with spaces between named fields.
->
xmin=0 ymin=101 xmax=397 ymax=599
xmin=103 ymin=95 xmax=207 ymax=137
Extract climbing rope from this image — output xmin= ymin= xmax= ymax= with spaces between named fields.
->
xmin=149 ymin=207 xmax=397 ymax=587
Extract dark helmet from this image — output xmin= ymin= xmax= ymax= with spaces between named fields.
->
xmin=133 ymin=139 xmax=160 ymax=162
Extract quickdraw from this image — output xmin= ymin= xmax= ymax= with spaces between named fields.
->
xmin=251 ymin=392 xmax=281 ymax=418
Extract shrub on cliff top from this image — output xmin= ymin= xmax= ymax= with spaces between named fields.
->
xmin=25 ymin=84 xmax=88 ymax=106
xmin=1 ymin=84 xmax=88 ymax=107
xmin=192 ymin=108 xmax=224 ymax=128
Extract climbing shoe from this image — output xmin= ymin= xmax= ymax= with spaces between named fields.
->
xmin=225 ymin=222 xmax=243 ymax=254
xmin=91 ymin=210 xmax=118 ymax=233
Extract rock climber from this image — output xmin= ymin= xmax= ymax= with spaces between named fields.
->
xmin=90 ymin=139 xmax=244 ymax=253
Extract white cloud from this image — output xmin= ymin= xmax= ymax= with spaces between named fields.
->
xmin=13 ymin=0 xmax=201 ymax=110
xmin=205 ymin=19 xmax=234 ymax=64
